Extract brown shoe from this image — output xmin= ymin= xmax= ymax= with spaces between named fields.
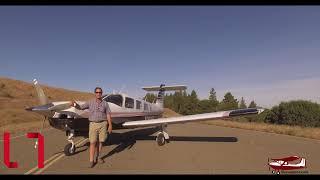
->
xmin=89 ymin=161 xmax=95 ymax=168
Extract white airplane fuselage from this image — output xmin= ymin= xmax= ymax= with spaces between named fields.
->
xmin=48 ymin=93 xmax=163 ymax=134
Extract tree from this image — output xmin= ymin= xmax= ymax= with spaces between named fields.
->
xmin=209 ymin=88 xmax=217 ymax=101
xmin=248 ymin=100 xmax=257 ymax=108
xmin=144 ymin=93 xmax=157 ymax=103
xmin=218 ymin=92 xmax=238 ymax=111
xmin=208 ymin=88 xmax=219 ymax=111
xmin=264 ymin=100 xmax=320 ymax=127
xmin=183 ymin=90 xmax=200 ymax=115
xmin=239 ymin=97 xmax=247 ymax=109
xmin=199 ymin=99 xmax=215 ymax=113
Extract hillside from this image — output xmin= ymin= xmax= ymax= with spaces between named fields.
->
xmin=162 ymin=108 xmax=181 ymax=118
xmin=0 ymin=77 xmax=93 ymax=131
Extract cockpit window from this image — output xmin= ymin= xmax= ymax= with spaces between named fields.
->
xmin=125 ymin=97 xmax=134 ymax=109
xmin=104 ymin=95 xmax=123 ymax=107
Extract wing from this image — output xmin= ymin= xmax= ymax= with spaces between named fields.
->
xmin=26 ymin=101 xmax=88 ymax=118
xmin=122 ymin=108 xmax=264 ymax=128
xmin=271 ymin=156 xmax=300 ymax=162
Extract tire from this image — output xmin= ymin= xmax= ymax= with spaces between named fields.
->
xmin=156 ymin=133 xmax=165 ymax=146
xmin=64 ymin=143 xmax=76 ymax=156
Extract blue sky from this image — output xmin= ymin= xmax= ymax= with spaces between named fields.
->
xmin=1 ymin=6 xmax=320 ymax=107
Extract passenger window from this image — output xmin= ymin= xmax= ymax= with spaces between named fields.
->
xmin=136 ymin=100 xmax=141 ymax=109
xmin=144 ymin=103 xmax=148 ymax=111
xmin=125 ymin=97 xmax=134 ymax=109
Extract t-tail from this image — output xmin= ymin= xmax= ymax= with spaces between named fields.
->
xmin=142 ymin=84 xmax=187 ymax=109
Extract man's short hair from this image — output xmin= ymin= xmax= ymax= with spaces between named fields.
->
xmin=94 ymin=87 xmax=103 ymax=92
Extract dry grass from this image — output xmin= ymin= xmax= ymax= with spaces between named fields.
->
xmin=0 ymin=77 xmax=94 ymax=133
xmin=162 ymin=108 xmax=182 ymax=118
xmin=201 ymin=119 xmax=320 ymax=140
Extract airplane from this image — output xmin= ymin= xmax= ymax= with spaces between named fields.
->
xmin=25 ymin=79 xmax=265 ymax=156
xmin=268 ymin=156 xmax=306 ymax=174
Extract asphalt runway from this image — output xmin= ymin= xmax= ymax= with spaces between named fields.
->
xmin=1 ymin=122 xmax=320 ymax=174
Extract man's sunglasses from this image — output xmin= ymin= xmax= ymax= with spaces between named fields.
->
xmin=95 ymin=91 xmax=102 ymax=94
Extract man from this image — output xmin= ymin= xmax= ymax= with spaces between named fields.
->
xmin=71 ymin=87 xmax=112 ymax=168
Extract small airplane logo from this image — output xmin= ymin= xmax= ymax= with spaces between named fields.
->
xmin=268 ymin=156 xmax=306 ymax=175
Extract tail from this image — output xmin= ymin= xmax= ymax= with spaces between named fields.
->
xmin=142 ymin=84 xmax=187 ymax=108
xmin=33 ymin=79 xmax=49 ymax=105
xmin=26 ymin=79 xmax=72 ymax=118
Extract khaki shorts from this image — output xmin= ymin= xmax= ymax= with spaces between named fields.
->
xmin=89 ymin=121 xmax=108 ymax=143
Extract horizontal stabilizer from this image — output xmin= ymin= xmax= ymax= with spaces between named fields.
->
xmin=142 ymin=85 xmax=187 ymax=92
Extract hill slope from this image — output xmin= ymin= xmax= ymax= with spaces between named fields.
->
xmin=0 ymin=77 xmax=93 ymax=128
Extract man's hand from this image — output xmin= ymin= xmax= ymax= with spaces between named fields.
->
xmin=70 ymin=100 xmax=77 ymax=107
xmin=107 ymin=124 xmax=112 ymax=134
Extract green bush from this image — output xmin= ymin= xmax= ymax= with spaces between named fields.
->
xmin=264 ymin=100 xmax=320 ymax=127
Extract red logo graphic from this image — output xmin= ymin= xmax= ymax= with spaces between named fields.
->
xmin=3 ymin=132 xmax=44 ymax=168
xmin=268 ymin=156 xmax=307 ymax=174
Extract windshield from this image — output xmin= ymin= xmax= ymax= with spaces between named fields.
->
xmin=104 ymin=95 xmax=123 ymax=107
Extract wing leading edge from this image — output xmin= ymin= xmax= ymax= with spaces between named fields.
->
xmin=122 ymin=108 xmax=264 ymax=128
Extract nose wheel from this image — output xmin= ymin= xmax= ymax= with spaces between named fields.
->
xmin=64 ymin=143 xmax=76 ymax=156
xmin=64 ymin=129 xmax=76 ymax=156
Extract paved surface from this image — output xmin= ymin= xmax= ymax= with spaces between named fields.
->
xmin=1 ymin=122 xmax=320 ymax=174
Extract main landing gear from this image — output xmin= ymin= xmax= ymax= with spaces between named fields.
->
xmin=156 ymin=124 xmax=169 ymax=146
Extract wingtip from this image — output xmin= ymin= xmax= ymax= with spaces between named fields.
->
xmin=258 ymin=108 xmax=265 ymax=114
xmin=25 ymin=106 xmax=33 ymax=111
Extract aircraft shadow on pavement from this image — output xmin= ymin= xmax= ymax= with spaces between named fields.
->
xmin=96 ymin=126 xmax=238 ymax=161
xmin=58 ymin=127 xmax=237 ymax=159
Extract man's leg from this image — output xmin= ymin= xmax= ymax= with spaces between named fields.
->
xmin=88 ymin=122 xmax=98 ymax=167
xmin=89 ymin=142 xmax=96 ymax=162
xmin=96 ymin=122 xmax=107 ymax=163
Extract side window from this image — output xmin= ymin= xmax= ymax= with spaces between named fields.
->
xmin=136 ymin=100 xmax=141 ymax=110
xmin=144 ymin=103 xmax=148 ymax=111
xmin=125 ymin=97 xmax=134 ymax=109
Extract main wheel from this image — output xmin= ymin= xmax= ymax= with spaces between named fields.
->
xmin=64 ymin=143 xmax=76 ymax=156
xmin=156 ymin=133 xmax=166 ymax=146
